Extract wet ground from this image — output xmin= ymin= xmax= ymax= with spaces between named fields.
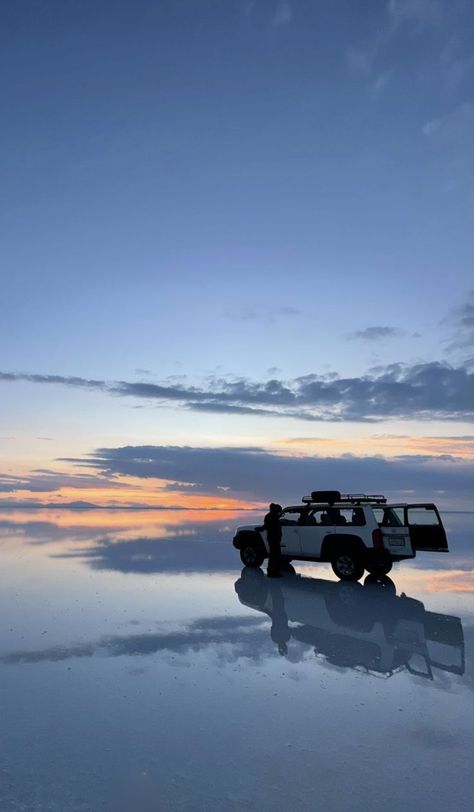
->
xmin=0 ymin=509 xmax=473 ymax=811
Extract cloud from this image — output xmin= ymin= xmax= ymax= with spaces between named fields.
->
xmin=225 ymin=305 xmax=300 ymax=322
xmin=346 ymin=47 xmax=374 ymax=75
xmin=372 ymin=71 xmax=393 ymax=97
xmin=347 ymin=0 xmax=445 ymax=83
xmin=444 ymin=290 xmax=474 ymax=355
xmin=60 ymin=444 xmax=474 ymax=506
xmin=422 ymin=119 xmax=441 ymax=136
xmin=423 ymin=102 xmax=474 ymax=144
xmin=279 ymin=433 xmax=474 ymax=460
xmin=2 ymin=359 xmax=474 ymax=422
xmin=349 ymin=326 xmax=403 ymax=341
xmin=272 ymin=0 xmax=292 ymax=27
xmin=388 ymin=0 xmax=443 ymax=30
xmin=422 ymin=104 xmax=474 ymax=187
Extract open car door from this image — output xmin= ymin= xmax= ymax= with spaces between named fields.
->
xmin=404 ymin=504 xmax=448 ymax=552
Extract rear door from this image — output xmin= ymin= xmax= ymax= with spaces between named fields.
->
xmin=373 ymin=507 xmax=413 ymax=557
xmin=404 ymin=504 xmax=448 ymax=552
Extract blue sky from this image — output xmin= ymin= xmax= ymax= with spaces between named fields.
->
xmin=1 ymin=0 xmax=473 ymax=508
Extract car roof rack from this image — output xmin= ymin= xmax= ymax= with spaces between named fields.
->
xmin=302 ymin=493 xmax=387 ymax=505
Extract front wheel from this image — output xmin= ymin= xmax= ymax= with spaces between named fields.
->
xmin=331 ymin=551 xmax=364 ymax=582
xmin=240 ymin=545 xmax=264 ymax=568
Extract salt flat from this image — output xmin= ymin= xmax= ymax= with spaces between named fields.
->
xmin=0 ymin=510 xmax=472 ymax=812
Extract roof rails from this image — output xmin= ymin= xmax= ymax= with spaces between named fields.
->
xmin=302 ymin=493 xmax=387 ymax=505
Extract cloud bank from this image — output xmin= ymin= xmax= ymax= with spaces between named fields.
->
xmin=61 ymin=444 xmax=474 ymax=507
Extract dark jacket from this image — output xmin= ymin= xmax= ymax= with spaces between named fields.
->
xmin=264 ymin=510 xmax=282 ymax=542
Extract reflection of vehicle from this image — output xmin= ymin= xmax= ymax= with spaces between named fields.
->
xmin=232 ymin=490 xmax=449 ymax=581
xmin=234 ymin=570 xmax=464 ymax=679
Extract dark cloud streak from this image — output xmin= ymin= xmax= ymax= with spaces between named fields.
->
xmin=2 ymin=360 xmax=474 ymax=422
xmin=349 ymin=326 xmax=403 ymax=341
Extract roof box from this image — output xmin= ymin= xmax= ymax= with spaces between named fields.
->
xmin=310 ymin=490 xmax=341 ymax=504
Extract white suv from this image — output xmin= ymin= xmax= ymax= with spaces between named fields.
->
xmin=232 ymin=490 xmax=449 ymax=581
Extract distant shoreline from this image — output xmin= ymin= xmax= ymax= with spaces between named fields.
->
xmin=0 ymin=505 xmax=471 ymax=514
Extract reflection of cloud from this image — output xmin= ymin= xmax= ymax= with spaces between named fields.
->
xmin=56 ymin=531 xmax=239 ymax=574
xmin=0 ymin=509 xmax=256 ymax=541
xmin=424 ymin=570 xmax=474 ymax=593
xmin=0 ymin=616 xmax=272 ymax=665
xmin=0 ymin=469 xmax=125 ymax=494
xmin=0 ymin=517 xmax=121 ymax=544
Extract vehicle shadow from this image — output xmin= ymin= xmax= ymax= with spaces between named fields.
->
xmin=234 ymin=568 xmax=465 ymax=679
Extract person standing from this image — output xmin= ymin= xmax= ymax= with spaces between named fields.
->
xmin=264 ymin=502 xmax=283 ymax=578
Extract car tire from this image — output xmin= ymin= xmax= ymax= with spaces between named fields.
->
xmin=240 ymin=545 xmax=264 ymax=568
xmin=364 ymin=574 xmax=396 ymax=594
xmin=331 ymin=550 xmax=364 ymax=582
xmin=366 ymin=561 xmax=393 ymax=578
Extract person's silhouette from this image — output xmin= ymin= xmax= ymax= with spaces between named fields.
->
xmin=268 ymin=580 xmax=290 ymax=655
xmin=264 ymin=502 xmax=283 ymax=578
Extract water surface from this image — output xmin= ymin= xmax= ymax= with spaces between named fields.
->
xmin=0 ymin=509 xmax=473 ymax=811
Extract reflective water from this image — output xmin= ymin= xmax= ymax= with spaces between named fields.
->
xmin=0 ymin=510 xmax=473 ymax=811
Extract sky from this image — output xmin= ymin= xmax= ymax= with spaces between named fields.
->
xmin=1 ymin=0 xmax=473 ymax=510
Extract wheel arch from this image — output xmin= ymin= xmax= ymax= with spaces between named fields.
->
xmin=234 ymin=530 xmax=266 ymax=555
xmin=321 ymin=533 xmax=366 ymax=561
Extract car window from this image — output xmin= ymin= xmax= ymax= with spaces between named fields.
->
xmin=311 ymin=509 xmax=332 ymax=525
xmin=381 ymin=508 xmax=403 ymax=527
xmin=407 ymin=507 xmax=440 ymax=526
xmin=309 ymin=508 xmax=366 ymax=526
xmin=375 ymin=507 xmax=403 ymax=527
xmin=280 ymin=510 xmax=301 ymax=524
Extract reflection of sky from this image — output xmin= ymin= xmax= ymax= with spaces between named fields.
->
xmin=1 ymin=510 xmax=473 ymax=809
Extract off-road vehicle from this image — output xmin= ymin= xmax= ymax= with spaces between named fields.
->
xmin=232 ymin=490 xmax=448 ymax=581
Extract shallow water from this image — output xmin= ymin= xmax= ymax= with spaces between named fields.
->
xmin=0 ymin=509 xmax=473 ymax=811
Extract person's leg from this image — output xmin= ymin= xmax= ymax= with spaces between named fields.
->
xmin=267 ymin=539 xmax=282 ymax=577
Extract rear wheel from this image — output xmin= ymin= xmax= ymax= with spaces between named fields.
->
xmin=240 ymin=544 xmax=264 ymax=568
xmin=364 ymin=574 xmax=396 ymax=594
xmin=331 ymin=550 xmax=364 ymax=582
xmin=366 ymin=560 xmax=393 ymax=577
xmin=366 ymin=550 xmax=393 ymax=577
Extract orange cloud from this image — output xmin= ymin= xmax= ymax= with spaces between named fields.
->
xmin=277 ymin=434 xmax=474 ymax=459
